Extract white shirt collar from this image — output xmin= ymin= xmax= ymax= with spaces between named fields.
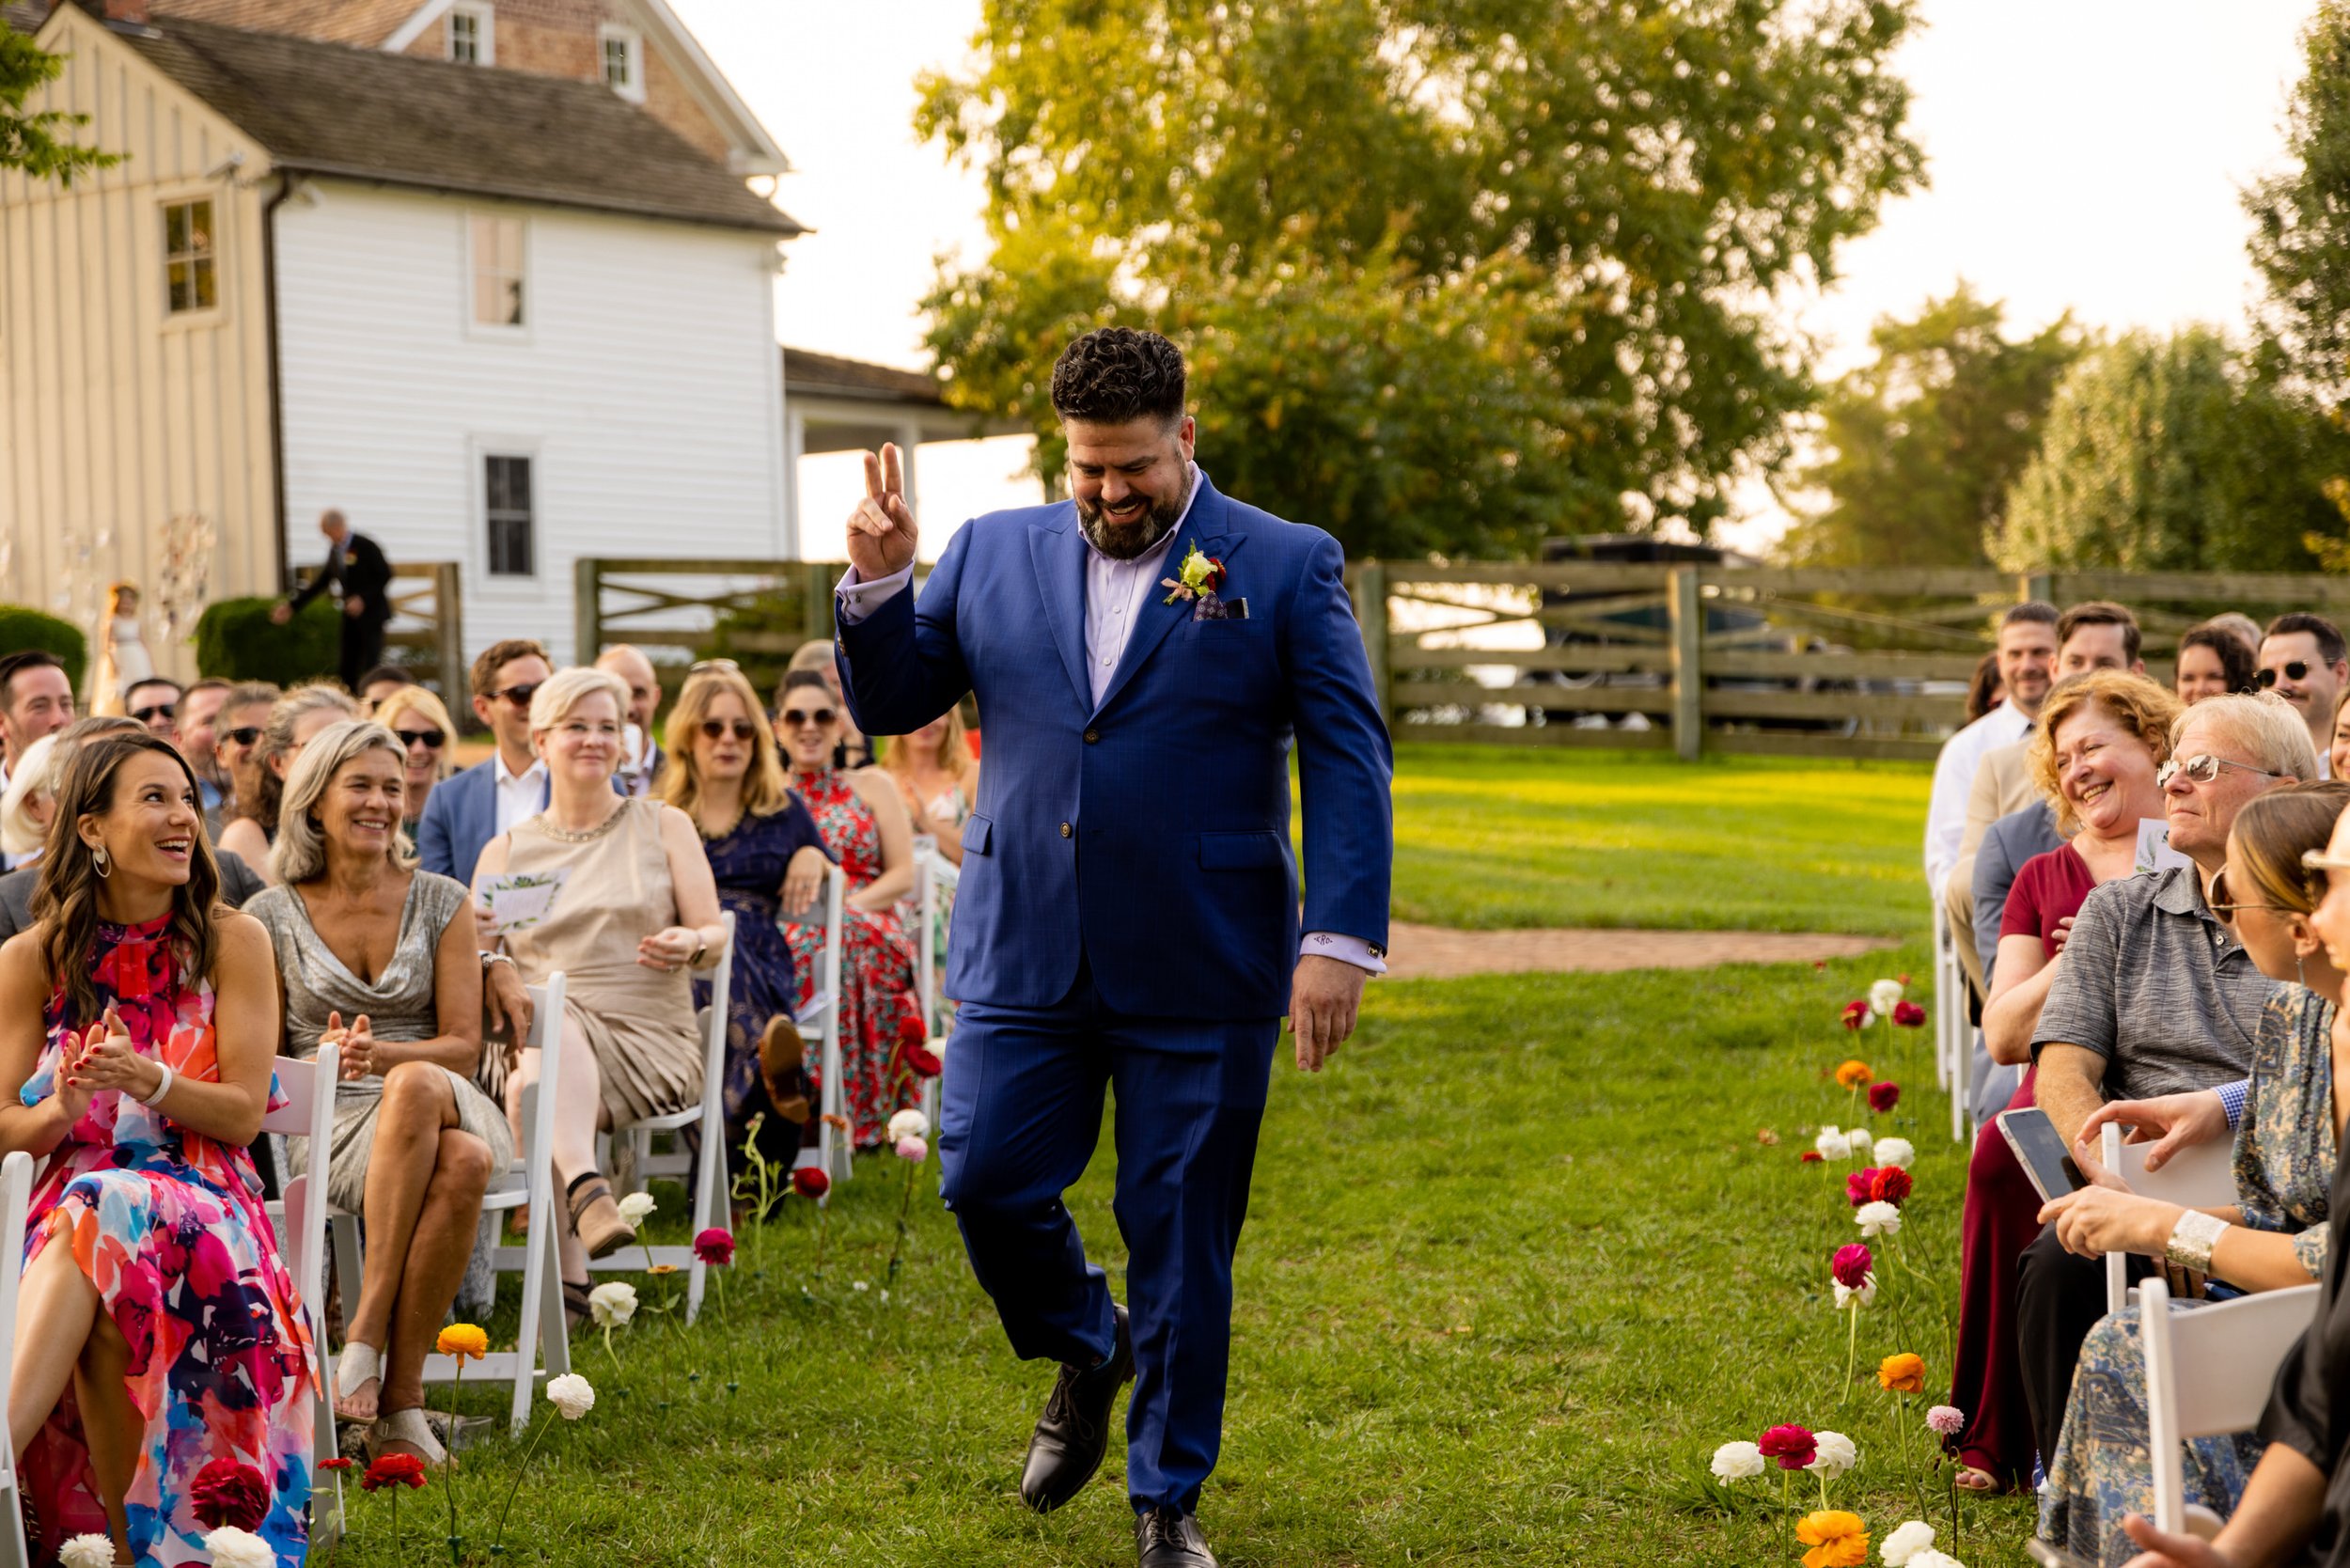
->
xmin=493 ymin=751 xmax=545 ymax=789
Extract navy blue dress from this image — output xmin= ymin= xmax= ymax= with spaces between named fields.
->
xmin=692 ymin=800 xmax=830 ymax=1176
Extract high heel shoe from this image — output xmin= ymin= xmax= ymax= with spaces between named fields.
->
xmin=566 ymin=1170 xmax=635 ymax=1260
xmin=759 ymin=1015 xmax=811 ymax=1122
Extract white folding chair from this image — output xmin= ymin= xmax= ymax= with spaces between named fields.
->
xmin=914 ymin=849 xmax=960 ymax=1131
xmin=0 ymin=1149 xmax=37 ymax=1568
xmin=2101 ymin=1121 xmax=2240 ymax=1313
xmin=591 ymin=917 xmax=735 ymax=1325
xmin=2139 ymin=1275 xmax=2322 ymax=1538
xmin=797 ymin=870 xmax=852 ymax=1185
xmin=260 ymin=1044 xmax=340 ymax=1544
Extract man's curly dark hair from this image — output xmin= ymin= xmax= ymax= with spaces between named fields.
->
xmin=1050 ymin=328 xmax=1187 ymax=428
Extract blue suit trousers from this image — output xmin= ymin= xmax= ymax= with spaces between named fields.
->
xmin=937 ymin=963 xmax=1278 ymax=1514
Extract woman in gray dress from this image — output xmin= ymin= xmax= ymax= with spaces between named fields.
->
xmin=246 ymin=719 xmax=516 ymax=1465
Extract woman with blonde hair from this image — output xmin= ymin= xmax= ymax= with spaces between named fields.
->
xmin=86 ymin=581 xmax=153 ymax=718
xmin=244 ymin=719 xmax=509 ymax=1462
xmin=218 ymin=682 xmax=363 ymax=882
xmin=660 ymin=661 xmax=830 ymax=1187
xmin=473 ymin=666 xmax=725 ymax=1281
xmin=884 ymin=703 xmax=979 ymax=868
xmin=372 ymin=684 xmax=461 ymax=835
xmin=0 ymin=732 xmax=58 ymax=866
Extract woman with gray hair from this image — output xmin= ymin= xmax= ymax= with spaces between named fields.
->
xmin=0 ymin=731 xmax=59 ymax=866
xmin=244 ymin=717 xmax=512 ymax=1465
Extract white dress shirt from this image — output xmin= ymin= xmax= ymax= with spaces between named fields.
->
xmin=493 ymin=751 xmax=548 ymax=839
xmin=837 ymin=464 xmax=1385 ymax=975
xmin=1923 ymin=702 xmax=2031 ymax=898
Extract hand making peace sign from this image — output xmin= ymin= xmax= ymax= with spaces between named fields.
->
xmin=844 ymin=442 xmax=918 ymax=581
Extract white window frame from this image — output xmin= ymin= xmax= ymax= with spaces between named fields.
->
xmin=599 ymin=24 xmax=646 ymax=103
xmin=463 ymin=210 xmax=529 ymax=340
xmin=158 ymin=189 xmax=225 ymax=327
xmin=474 ymin=441 xmax=542 ymax=582
xmin=446 ymin=2 xmax=494 ymax=65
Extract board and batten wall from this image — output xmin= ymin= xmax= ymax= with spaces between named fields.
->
xmin=0 ymin=8 xmax=278 ymax=682
xmin=273 ymin=182 xmax=790 ymax=666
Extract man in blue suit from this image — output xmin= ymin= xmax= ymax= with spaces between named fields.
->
xmin=415 ymin=637 xmax=554 ymax=886
xmin=836 ymin=328 xmax=1392 ymax=1568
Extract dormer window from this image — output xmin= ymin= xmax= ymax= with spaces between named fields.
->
xmin=446 ymin=3 xmax=494 ymax=65
xmin=600 ymin=24 xmax=645 ymax=102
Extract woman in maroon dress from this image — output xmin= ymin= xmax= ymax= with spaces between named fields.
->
xmin=1949 ymin=669 xmax=2182 ymax=1491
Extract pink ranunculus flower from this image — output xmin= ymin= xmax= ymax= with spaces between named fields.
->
xmin=1868 ymin=1081 xmax=1900 ymax=1113
xmin=1845 ymin=1168 xmax=1883 ymax=1208
xmin=693 ymin=1228 xmax=736 ymax=1266
xmin=894 ymin=1136 xmax=929 ymax=1163
xmin=1757 ymin=1423 xmax=1818 ymax=1471
xmin=1925 ymin=1405 xmax=1965 ymax=1437
xmin=1831 ymin=1243 xmax=1873 ymax=1290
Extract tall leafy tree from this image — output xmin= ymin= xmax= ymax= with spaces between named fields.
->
xmin=2248 ymin=0 xmax=2350 ymax=402
xmin=1780 ymin=285 xmax=2083 ymax=568
xmin=1985 ymin=328 xmax=2348 ymax=573
xmin=918 ymin=0 xmax=1923 ymax=557
xmin=1 ymin=22 xmax=118 ymax=184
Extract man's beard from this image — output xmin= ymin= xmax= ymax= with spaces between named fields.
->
xmin=1075 ymin=471 xmax=1191 ymax=560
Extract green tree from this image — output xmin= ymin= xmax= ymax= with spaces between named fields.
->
xmin=1780 ymin=285 xmax=2083 ymax=568
xmin=918 ymin=0 xmax=1923 ymax=557
xmin=1 ymin=21 xmax=118 ymax=184
xmin=1985 ymin=327 xmax=2348 ymax=573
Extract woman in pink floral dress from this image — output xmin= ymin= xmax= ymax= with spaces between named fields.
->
xmin=0 ymin=733 xmax=314 ymax=1565
xmin=774 ymin=671 xmax=922 ymax=1147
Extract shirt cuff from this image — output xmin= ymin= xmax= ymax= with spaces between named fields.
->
xmin=2216 ymin=1077 xmax=2250 ymax=1132
xmin=1301 ymin=933 xmax=1386 ymax=975
xmin=835 ymin=562 xmax=915 ymax=626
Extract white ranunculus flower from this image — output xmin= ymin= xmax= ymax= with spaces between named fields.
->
xmin=1833 ymin=1276 xmax=1878 ymax=1309
xmin=1909 ymin=1552 xmax=1966 ymax=1568
xmin=588 ymin=1280 xmax=638 ymax=1326
xmin=1881 ymin=1519 xmax=1937 ymax=1565
xmin=1710 ymin=1440 xmax=1765 ymax=1482
xmin=202 ymin=1527 xmax=275 ymax=1568
xmin=1870 ymin=978 xmax=1904 ymax=1015
xmin=1816 ymin=1128 xmax=1853 ymax=1161
xmin=1805 ymin=1429 xmax=1857 ymax=1480
xmin=615 ymin=1191 xmax=657 ymax=1225
xmin=1856 ymin=1200 xmax=1903 ymax=1238
xmin=547 ymin=1372 xmax=596 ymax=1419
xmin=58 ymin=1535 xmax=117 ymax=1568
xmin=886 ymin=1107 xmax=929 ymax=1142
xmin=1873 ymin=1136 xmax=1917 ymax=1170
xmin=1848 ymin=1127 xmax=1873 ymax=1155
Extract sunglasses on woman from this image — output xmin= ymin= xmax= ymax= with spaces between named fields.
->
xmin=226 ymin=726 xmax=263 ymax=746
xmin=776 ymin=706 xmax=838 ymax=729
xmin=699 ymin=719 xmax=760 ymax=741
xmin=2207 ymin=865 xmax=2294 ymax=926
xmin=2155 ymin=753 xmax=2291 ymax=789
xmin=2258 ymin=662 xmax=2313 ymax=687
xmin=396 ymin=728 xmax=446 ymax=749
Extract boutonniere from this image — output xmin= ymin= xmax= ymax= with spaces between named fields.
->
xmin=344 ymin=550 xmax=360 ymax=565
xmin=1161 ymin=542 xmax=1225 ymax=605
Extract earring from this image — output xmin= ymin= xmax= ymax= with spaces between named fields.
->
xmin=2299 ymin=950 xmax=2311 ymax=990
xmin=91 ymin=844 xmax=110 ymax=880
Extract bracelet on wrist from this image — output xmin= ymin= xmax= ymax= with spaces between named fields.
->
xmin=139 ymin=1061 xmax=175 ymax=1108
xmin=2165 ymin=1209 xmax=2232 ymax=1274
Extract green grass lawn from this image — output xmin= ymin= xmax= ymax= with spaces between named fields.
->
xmin=329 ymin=750 xmax=2019 ymax=1566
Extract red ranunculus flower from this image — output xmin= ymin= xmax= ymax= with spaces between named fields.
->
xmin=694 ymin=1227 xmax=736 ymax=1266
xmin=903 ymin=1043 xmax=943 ymax=1078
xmin=791 ymin=1168 xmax=830 ymax=1200
xmin=191 ymin=1458 xmax=269 ymax=1529
xmin=1892 ymin=1000 xmax=1927 ymax=1028
xmin=1758 ymin=1423 xmax=1818 ymax=1470
xmin=361 ymin=1453 xmax=428 ymax=1492
xmin=1800 ymin=1151 xmax=1825 ymax=1164
xmin=1831 ymin=1243 xmax=1873 ymax=1290
xmin=1871 ymin=1167 xmax=1914 ymax=1206
xmin=1868 ymin=1081 xmax=1900 ymax=1113
xmin=896 ymin=1008 xmax=928 ymax=1047
xmin=319 ymin=1457 xmax=354 ymax=1472
xmin=1841 ymin=999 xmax=1871 ymax=1030
xmin=1845 ymin=1168 xmax=1881 ymax=1208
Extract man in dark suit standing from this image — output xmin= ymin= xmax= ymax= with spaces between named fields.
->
xmin=272 ymin=509 xmax=393 ymax=692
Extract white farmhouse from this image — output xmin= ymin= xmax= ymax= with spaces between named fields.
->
xmin=0 ymin=0 xmax=805 ymax=668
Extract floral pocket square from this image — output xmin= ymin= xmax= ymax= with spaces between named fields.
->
xmin=1193 ymin=594 xmax=1248 ymax=622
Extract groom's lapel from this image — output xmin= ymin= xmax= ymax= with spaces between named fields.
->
xmin=1092 ymin=478 xmax=1244 ymax=717
xmin=1028 ymin=513 xmax=1092 ymax=711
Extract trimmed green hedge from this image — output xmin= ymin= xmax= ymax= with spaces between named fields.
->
xmin=0 ymin=605 xmax=87 ymax=689
xmin=194 ymin=596 xmax=340 ymax=685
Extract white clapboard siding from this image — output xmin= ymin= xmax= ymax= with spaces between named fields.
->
xmin=274 ymin=182 xmax=789 ymax=664
xmin=0 ymin=8 xmax=279 ymax=664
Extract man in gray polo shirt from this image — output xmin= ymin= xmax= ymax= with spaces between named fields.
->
xmin=2014 ymin=692 xmax=2317 ymax=1470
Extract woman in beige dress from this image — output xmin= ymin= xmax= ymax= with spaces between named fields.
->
xmin=471 ymin=666 xmax=724 ymax=1286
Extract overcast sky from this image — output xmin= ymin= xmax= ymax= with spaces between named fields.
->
xmin=667 ymin=0 xmax=2324 ymax=559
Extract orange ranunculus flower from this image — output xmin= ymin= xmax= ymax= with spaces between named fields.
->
xmin=1795 ymin=1510 xmax=1869 ymax=1568
xmin=1835 ymin=1060 xmax=1873 ymax=1090
xmin=1878 ymin=1352 xmax=1926 ymax=1394
xmin=435 ymin=1323 xmax=490 ymax=1361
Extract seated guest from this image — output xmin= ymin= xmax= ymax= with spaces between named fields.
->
xmin=246 ymin=720 xmax=514 ymax=1464
xmin=418 ymin=638 xmax=554 ymax=888
xmin=2018 ymin=692 xmax=2317 ymax=1471
xmin=1950 ymin=670 xmax=2181 ymax=1493
xmin=121 ymin=677 xmax=180 ymax=741
xmin=1967 ymin=651 xmax=2005 ymax=725
xmin=0 ymin=732 xmax=58 ymax=870
xmin=776 ymin=670 xmax=919 ymax=1147
xmin=473 ymin=667 xmax=724 ymax=1284
xmin=177 ymin=677 xmax=233 ymax=825
xmin=220 ymin=683 xmax=364 ymax=881
xmin=0 ymin=732 xmax=314 ymax=1562
xmin=373 ymin=684 xmax=460 ymax=835
xmin=658 ymin=662 xmax=830 ymax=1189
xmin=1927 ymin=603 xmax=2058 ymax=901
xmin=214 ymin=680 xmax=281 ymax=827
xmin=356 ymin=665 xmax=415 ymax=714
xmin=885 ymin=705 xmax=980 ymax=869
xmin=2177 ymin=623 xmax=2257 ymax=706
xmin=2258 ymin=613 xmax=2348 ymax=778
xmin=785 ymin=637 xmax=874 ymax=770
xmin=596 ymin=644 xmax=667 ymax=798
xmin=0 ymin=651 xmax=77 ymax=796
xmin=2037 ymin=782 xmax=2350 ymax=1565
xmin=2331 ymin=687 xmax=2350 ymax=790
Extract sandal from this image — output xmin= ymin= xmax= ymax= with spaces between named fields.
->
xmin=334 ymin=1341 xmax=384 ymax=1423
xmin=566 ymin=1171 xmax=634 ymax=1260
xmin=368 ymin=1406 xmax=446 ymax=1467
xmin=759 ymin=1016 xmax=810 ymax=1123
xmin=1953 ymin=1466 xmax=2004 ymax=1494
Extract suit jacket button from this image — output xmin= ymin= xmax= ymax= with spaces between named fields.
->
xmin=1059 ymin=822 xmax=1072 ymax=839
xmin=1083 ymin=729 xmax=1100 ymax=744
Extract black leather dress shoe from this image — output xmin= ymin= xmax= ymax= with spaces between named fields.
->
xmin=1019 ymin=1304 xmax=1133 ymax=1513
xmin=1136 ymin=1506 xmax=1216 ymax=1567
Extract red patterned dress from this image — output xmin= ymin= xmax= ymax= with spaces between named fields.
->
xmin=784 ymin=767 xmax=920 ymax=1147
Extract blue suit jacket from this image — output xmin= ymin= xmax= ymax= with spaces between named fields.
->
xmin=837 ymin=472 xmax=1393 ymax=1020
xmin=416 ymin=759 xmax=548 ymax=888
